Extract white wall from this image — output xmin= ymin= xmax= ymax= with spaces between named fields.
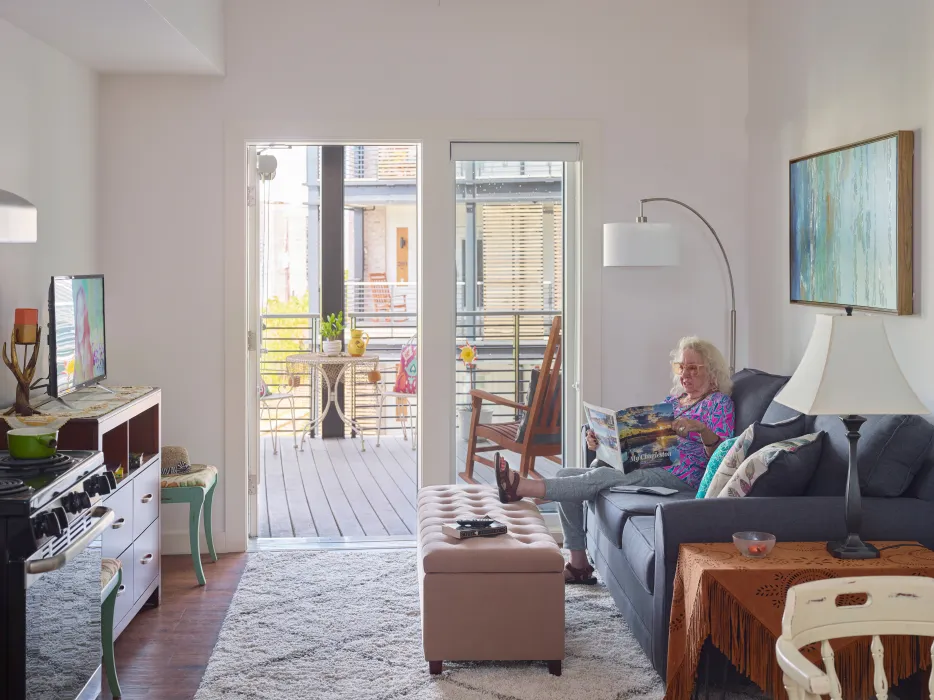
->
xmin=747 ymin=0 xmax=934 ymax=407
xmin=0 ymin=18 xmax=97 ymax=408
xmin=97 ymin=0 xmax=749 ymax=549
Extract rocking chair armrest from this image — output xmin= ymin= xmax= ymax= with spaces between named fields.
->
xmin=469 ymin=389 xmax=528 ymax=413
xmin=775 ymin=638 xmax=831 ymax=696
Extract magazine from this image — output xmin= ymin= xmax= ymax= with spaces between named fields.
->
xmin=583 ymin=401 xmax=679 ymax=471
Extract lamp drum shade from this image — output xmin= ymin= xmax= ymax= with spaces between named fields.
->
xmin=603 ymin=222 xmax=679 ymax=267
xmin=775 ymin=314 xmax=927 ymax=416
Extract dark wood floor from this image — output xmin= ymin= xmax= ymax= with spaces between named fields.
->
xmin=104 ymin=554 xmax=249 ymax=700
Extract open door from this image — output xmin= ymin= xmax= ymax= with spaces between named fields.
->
xmin=246 ymin=145 xmax=261 ymax=538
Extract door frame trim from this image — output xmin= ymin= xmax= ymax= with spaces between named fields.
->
xmin=224 ymin=120 xmax=602 ymax=553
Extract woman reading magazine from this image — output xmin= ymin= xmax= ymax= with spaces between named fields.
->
xmin=495 ymin=336 xmax=734 ymax=584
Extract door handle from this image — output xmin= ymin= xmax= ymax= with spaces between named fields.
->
xmin=25 ymin=507 xmax=115 ymax=575
xmin=140 ymin=553 xmax=154 ymax=565
xmin=117 ymin=584 xmax=127 ymax=595
xmin=140 ymin=493 xmax=154 ymax=504
xmin=112 ymin=517 xmax=126 ymax=529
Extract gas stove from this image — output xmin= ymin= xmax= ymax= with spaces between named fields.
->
xmin=0 ymin=449 xmax=114 ymax=700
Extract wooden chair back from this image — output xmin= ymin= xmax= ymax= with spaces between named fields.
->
xmin=522 ymin=316 xmax=562 ymax=444
xmin=367 ymin=272 xmax=393 ymax=312
xmin=776 ymin=576 xmax=934 ymax=699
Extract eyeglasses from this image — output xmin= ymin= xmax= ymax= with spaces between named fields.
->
xmin=672 ymin=362 xmax=705 ymax=376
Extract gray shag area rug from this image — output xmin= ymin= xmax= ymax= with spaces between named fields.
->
xmin=194 ymin=550 xmax=763 ymax=700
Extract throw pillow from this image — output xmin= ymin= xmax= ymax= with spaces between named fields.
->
xmin=704 ymin=424 xmax=756 ymax=498
xmin=696 ymin=437 xmax=738 ymax=498
xmin=717 ymin=432 xmax=824 ymax=498
xmin=393 ymin=341 xmax=417 ymax=394
xmin=747 ymin=415 xmax=808 ymax=456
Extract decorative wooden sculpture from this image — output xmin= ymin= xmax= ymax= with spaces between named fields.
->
xmin=3 ymin=310 xmax=42 ymax=416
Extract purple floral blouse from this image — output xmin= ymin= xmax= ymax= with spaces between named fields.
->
xmin=663 ymin=392 xmax=735 ymax=489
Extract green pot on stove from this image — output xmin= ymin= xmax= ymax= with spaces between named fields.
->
xmin=7 ymin=427 xmax=59 ymax=460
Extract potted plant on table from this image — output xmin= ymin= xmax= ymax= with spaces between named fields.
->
xmin=321 ymin=312 xmax=345 ymax=356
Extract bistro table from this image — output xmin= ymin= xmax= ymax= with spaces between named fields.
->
xmin=286 ymin=352 xmax=380 ymax=451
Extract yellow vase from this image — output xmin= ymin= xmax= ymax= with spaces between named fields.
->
xmin=348 ymin=329 xmax=370 ymax=357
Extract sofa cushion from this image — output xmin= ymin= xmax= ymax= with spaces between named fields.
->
xmin=730 ymin=369 xmax=790 ymax=433
xmin=718 ymin=432 xmax=824 ymax=498
xmin=906 ymin=452 xmax=934 ymax=502
xmin=705 ymin=425 xmax=756 ymax=498
xmin=593 ymin=489 xmax=694 ymax=548
xmin=620 ymin=516 xmax=656 ymax=594
xmin=807 ymin=414 xmax=934 ymax=497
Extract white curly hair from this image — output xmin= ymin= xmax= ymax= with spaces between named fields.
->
xmin=670 ymin=336 xmax=733 ymax=396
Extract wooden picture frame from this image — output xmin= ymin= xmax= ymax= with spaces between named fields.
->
xmin=789 ymin=130 xmax=914 ymax=315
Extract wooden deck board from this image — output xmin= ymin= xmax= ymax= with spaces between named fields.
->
xmin=263 ymin=437 xmax=294 ymax=537
xmin=323 ymin=439 xmax=388 ymax=536
xmin=257 ymin=435 xmax=561 ymax=540
xmin=294 ymin=445 xmax=342 ymax=538
xmin=336 ymin=439 xmax=412 ymax=535
xmin=347 ymin=439 xmax=417 ymax=533
xmin=306 ymin=438 xmax=365 ymax=537
xmin=279 ymin=443 xmax=317 ymax=537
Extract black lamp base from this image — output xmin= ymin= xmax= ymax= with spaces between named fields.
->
xmin=827 ymin=534 xmax=880 ymax=560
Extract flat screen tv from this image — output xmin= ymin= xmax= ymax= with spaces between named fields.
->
xmin=48 ymin=275 xmax=107 ymax=398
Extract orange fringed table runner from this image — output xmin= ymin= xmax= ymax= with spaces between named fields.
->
xmin=665 ymin=541 xmax=934 ymax=700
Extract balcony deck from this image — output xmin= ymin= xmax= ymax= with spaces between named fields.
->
xmin=257 ymin=434 xmax=562 ymax=539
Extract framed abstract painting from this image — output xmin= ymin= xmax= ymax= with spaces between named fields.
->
xmin=789 ymin=131 xmax=914 ymax=314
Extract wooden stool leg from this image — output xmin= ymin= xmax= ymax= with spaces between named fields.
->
xmin=203 ymin=479 xmax=218 ymax=563
xmin=547 ymin=660 xmax=562 ymax=676
xmin=102 ymin=570 xmax=122 ymax=698
xmin=428 ymin=660 xmax=442 ymax=675
xmin=188 ymin=489 xmax=206 ymax=586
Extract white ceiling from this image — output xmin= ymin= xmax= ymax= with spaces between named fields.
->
xmin=0 ymin=0 xmax=224 ymax=74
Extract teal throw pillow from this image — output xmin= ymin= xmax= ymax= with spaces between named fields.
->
xmin=696 ymin=437 xmax=738 ymax=498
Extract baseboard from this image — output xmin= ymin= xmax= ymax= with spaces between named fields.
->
xmin=162 ymin=529 xmax=230 ymax=555
xmin=543 ymin=511 xmax=564 ymax=546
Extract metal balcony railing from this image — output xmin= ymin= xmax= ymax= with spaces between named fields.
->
xmin=258 ymin=308 xmax=560 ymax=439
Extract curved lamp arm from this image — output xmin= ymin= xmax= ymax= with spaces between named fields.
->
xmin=639 ymin=197 xmax=736 ymax=374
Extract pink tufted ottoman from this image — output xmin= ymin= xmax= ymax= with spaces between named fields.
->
xmin=417 ymin=484 xmax=565 ymax=675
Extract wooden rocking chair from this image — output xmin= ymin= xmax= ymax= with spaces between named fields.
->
xmin=459 ymin=316 xmax=562 ymax=481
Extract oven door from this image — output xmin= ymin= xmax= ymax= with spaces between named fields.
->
xmin=24 ymin=506 xmax=114 ymax=700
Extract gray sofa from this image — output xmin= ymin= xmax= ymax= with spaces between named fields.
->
xmin=583 ymin=368 xmax=934 ymax=678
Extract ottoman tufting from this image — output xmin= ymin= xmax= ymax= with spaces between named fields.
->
xmin=417 ymin=484 xmax=565 ymax=675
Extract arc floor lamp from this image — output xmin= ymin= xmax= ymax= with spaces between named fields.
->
xmin=603 ymin=198 xmax=736 ymax=373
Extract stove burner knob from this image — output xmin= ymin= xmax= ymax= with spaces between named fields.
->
xmin=32 ymin=517 xmax=47 ymax=540
xmin=84 ymin=475 xmax=111 ymax=496
xmin=104 ymin=472 xmax=117 ymax=490
xmin=76 ymin=492 xmax=92 ymax=510
xmin=61 ymin=493 xmax=81 ymax=514
xmin=52 ymin=507 xmax=68 ymax=531
xmin=41 ymin=512 xmax=63 ymax=538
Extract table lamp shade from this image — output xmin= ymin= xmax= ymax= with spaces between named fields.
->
xmin=603 ymin=222 xmax=679 ymax=267
xmin=775 ymin=314 xmax=927 ymax=416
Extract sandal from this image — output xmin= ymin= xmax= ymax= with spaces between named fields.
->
xmin=494 ymin=453 xmax=521 ymax=503
xmin=564 ymin=562 xmax=598 ymax=585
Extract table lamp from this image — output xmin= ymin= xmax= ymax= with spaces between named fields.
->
xmin=775 ymin=310 xmax=928 ymax=559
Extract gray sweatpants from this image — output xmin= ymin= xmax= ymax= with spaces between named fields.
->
xmin=543 ymin=466 xmax=693 ymax=551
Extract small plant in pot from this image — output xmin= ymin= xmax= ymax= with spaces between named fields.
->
xmin=321 ymin=312 xmax=345 ymax=356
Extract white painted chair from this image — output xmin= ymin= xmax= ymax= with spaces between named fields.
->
xmin=376 ymin=335 xmax=417 ymax=450
xmin=259 ymin=376 xmax=298 ymax=455
xmin=776 ymin=576 xmax=934 ymax=699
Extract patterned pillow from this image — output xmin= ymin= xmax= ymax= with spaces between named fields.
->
xmin=696 ymin=437 xmax=738 ymax=498
xmin=717 ymin=433 xmax=823 ymax=498
xmin=393 ymin=341 xmax=417 ymax=394
xmin=704 ymin=424 xmax=755 ymax=499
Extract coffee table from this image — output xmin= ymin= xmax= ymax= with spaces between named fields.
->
xmin=665 ymin=541 xmax=934 ymax=700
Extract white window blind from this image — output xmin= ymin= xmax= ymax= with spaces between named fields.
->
xmin=450 ymin=142 xmax=580 ymax=162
